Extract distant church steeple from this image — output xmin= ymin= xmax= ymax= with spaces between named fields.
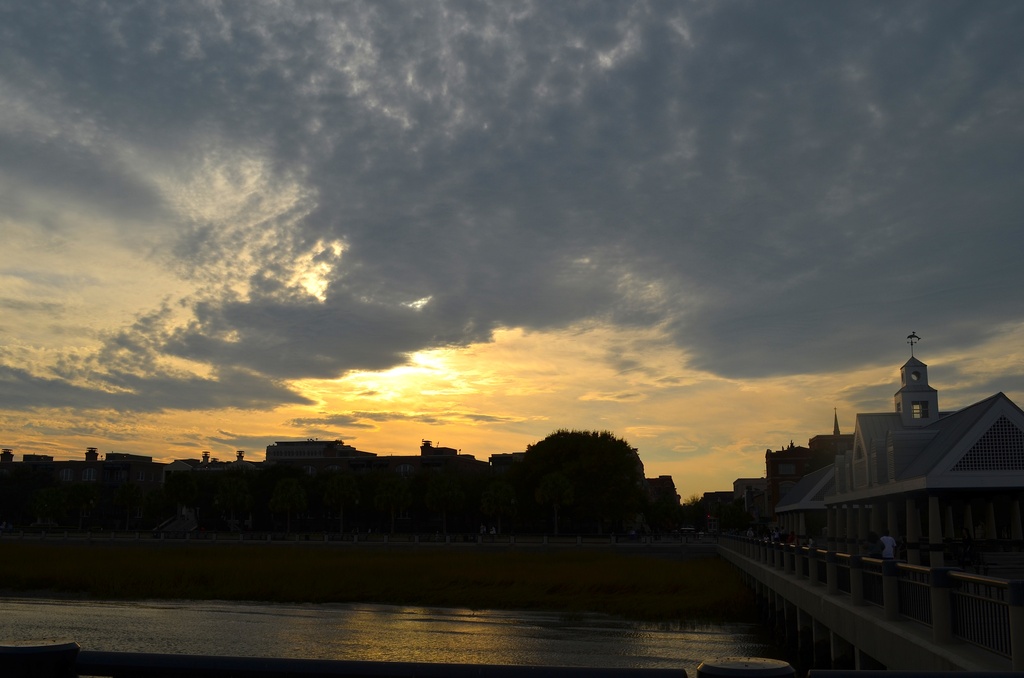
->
xmin=833 ymin=408 xmax=840 ymax=436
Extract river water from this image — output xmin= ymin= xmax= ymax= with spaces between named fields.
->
xmin=0 ymin=597 xmax=779 ymax=673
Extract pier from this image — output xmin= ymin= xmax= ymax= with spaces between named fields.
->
xmin=719 ymin=534 xmax=1024 ymax=671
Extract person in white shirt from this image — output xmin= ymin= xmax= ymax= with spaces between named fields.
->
xmin=880 ymin=529 xmax=897 ymax=559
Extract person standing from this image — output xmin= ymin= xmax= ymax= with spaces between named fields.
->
xmin=880 ymin=529 xmax=897 ymax=559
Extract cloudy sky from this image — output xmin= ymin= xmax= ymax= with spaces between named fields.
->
xmin=2 ymin=1 xmax=1023 ymax=499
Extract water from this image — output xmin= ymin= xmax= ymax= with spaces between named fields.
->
xmin=0 ymin=597 xmax=777 ymax=672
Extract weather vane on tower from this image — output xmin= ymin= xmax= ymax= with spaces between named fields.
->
xmin=907 ymin=332 xmax=920 ymax=357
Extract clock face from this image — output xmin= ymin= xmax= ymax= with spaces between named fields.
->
xmin=911 ymin=371 xmax=921 ymax=382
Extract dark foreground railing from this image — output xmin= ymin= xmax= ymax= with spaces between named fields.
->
xmin=0 ymin=644 xmax=814 ymax=678
xmin=1 ymin=644 xmax=698 ymax=678
xmin=75 ymin=651 xmax=687 ymax=678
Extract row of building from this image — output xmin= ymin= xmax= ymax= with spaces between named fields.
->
xmin=1 ymin=439 xmax=682 ymax=508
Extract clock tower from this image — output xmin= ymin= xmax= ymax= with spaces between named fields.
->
xmin=894 ymin=333 xmax=939 ymax=427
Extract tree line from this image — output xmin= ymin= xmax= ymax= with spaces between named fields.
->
xmin=0 ymin=430 xmax=724 ymax=534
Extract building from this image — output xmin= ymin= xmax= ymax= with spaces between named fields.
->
xmin=777 ymin=341 xmax=1024 ymax=568
xmin=0 ymin=447 xmax=164 ymax=490
xmin=733 ymin=477 xmax=768 ymax=523
xmin=648 ymin=475 xmax=681 ymax=504
xmin=264 ymin=439 xmax=491 ymax=476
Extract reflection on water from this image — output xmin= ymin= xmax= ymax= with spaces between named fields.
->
xmin=0 ymin=597 xmax=778 ymax=671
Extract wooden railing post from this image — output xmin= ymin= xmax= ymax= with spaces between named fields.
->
xmin=794 ymin=545 xmax=806 ymax=579
xmin=849 ymin=555 xmax=864 ymax=605
xmin=929 ymin=567 xmax=957 ymax=645
xmin=1009 ymin=580 xmax=1024 ymax=671
xmin=806 ymin=547 xmax=817 ymax=584
xmin=882 ymin=558 xmax=900 ymax=621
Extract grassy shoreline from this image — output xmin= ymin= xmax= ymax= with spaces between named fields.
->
xmin=0 ymin=542 xmax=756 ymax=623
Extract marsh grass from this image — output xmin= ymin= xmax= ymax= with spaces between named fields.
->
xmin=0 ymin=543 xmax=755 ymax=623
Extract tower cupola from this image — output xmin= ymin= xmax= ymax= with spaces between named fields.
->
xmin=894 ymin=333 xmax=939 ymax=427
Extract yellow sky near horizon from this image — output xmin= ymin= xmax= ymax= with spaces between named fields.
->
xmin=9 ymin=321 xmax=1017 ymax=502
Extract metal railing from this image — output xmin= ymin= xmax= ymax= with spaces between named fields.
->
xmin=0 ymin=529 xmax=715 ymax=547
xmin=720 ymin=534 xmax=1024 ymax=668
xmin=951 ymin=572 xmax=1014 ymax=657
xmin=896 ymin=564 xmax=931 ymax=623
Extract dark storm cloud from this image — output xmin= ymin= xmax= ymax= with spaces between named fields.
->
xmin=0 ymin=363 xmax=310 ymax=413
xmin=3 ymin=1 xmax=1023 ymax=411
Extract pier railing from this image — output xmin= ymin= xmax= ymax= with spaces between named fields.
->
xmin=720 ymin=534 xmax=1024 ymax=669
xmin=0 ymin=528 xmax=715 ymax=547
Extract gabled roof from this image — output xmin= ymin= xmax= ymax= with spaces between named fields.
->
xmin=899 ymin=393 xmax=1010 ymax=478
xmin=830 ymin=392 xmax=1024 ymax=502
xmin=912 ymin=392 xmax=1024 ymax=487
xmin=776 ymin=465 xmax=834 ymax=513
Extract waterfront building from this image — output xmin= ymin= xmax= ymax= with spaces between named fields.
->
xmin=777 ymin=340 xmax=1024 ymax=571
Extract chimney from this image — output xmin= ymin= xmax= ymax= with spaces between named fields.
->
xmin=236 ymin=450 xmax=245 ymax=462
xmin=85 ymin=447 xmax=99 ymax=462
xmin=1 ymin=448 xmax=13 ymax=463
xmin=202 ymin=451 xmax=210 ymax=464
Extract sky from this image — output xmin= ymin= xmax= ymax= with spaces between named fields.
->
xmin=2 ymin=1 xmax=1024 ymax=500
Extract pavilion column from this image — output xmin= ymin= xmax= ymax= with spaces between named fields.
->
xmin=1011 ymin=497 xmax=1023 ymax=541
xmin=827 ymin=505 xmax=838 ymax=551
xmin=887 ymin=499 xmax=900 ymax=542
xmin=856 ymin=504 xmax=869 ymax=553
xmin=986 ymin=501 xmax=998 ymax=542
xmin=906 ymin=497 xmax=922 ymax=565
xmin=929 ymin=495 xmax=945 ymax=567
xmin=798 ymin=512 xmax=807 ymax=545
xmin=963 ymin=503 xmax=975 ymax=539
xmin=869 ymin=501 xmax=885 ymax=536
xmin=845 ymin=504 xmax=856 ymax=553
xmin=944 ymin=504 xmax=956 ymax=540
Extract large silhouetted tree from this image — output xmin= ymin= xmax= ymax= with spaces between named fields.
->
xmin=535 ymin=472 xmax=573 ymax=535
xmin=521 ymin=430 xmax=646 ymax=533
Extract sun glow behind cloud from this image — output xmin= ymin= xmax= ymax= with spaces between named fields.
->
xmin=276 ymin=324 xmax=889 ymax=496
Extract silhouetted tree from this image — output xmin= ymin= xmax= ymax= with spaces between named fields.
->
xmin=522 ymin=430 xmax=646 ymax=533
xmin=480 ymin=480 xmax=517 ymax=533
xmin=535 ymin=472 xmax=573 ymax=535
xmin=321 ymin=471 xmax=359 ymax=533
xmin=114 ymin=482 xmax=143 ymax=530
xmin=215 ymin=475 xmax=252 ymax=530
xmin=425 ymin=473 xmax=464 ymax=535
xmin=0 ymin=467 xmax=55 ymax=527
xmin=66 ymin=483 xmax=99 ymax=530
xmin=31 ymin=486 xmax=66 ymax=526
xmin=164 ymin=471 xmax=199 ymax=522
xmin=681 ymin=494 xmax=705 ymax=531
xmin=270 ymin=478 xmax=307 ymax=533
xmin=374 ymin=475 xmax=411 ymax=534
